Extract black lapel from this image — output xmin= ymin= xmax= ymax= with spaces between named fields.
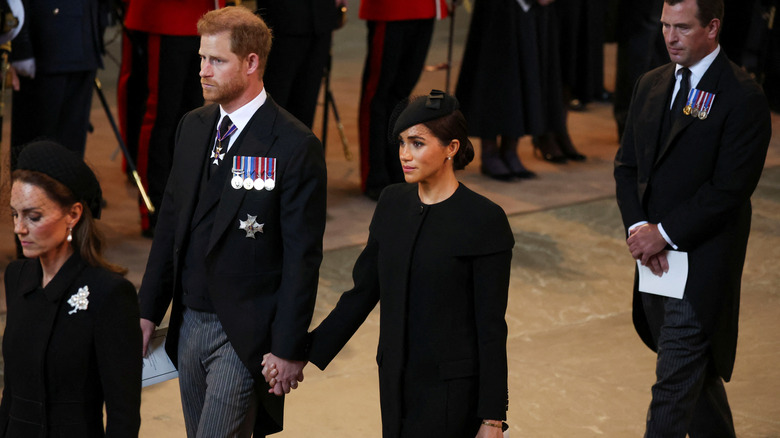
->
xmin=41 ymin=254 xmax=88 ymax=304
xmin=177 ymin=105 xmax=220 ymax=241
xmin=656 ymin=52 xmax=726 ymax=166
xmin=640 ymin=65 xmax=675 ymax=171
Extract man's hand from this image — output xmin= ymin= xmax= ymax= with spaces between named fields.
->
xmin=627 ymin=223 xmax=667 ymax=265
xmin=261 ymin=353 xmax=306 ymax=396
xmin=645 ymin=252 xmax=669 ymax=277
xmin=140 ymin=318 xmax=156 ymax=357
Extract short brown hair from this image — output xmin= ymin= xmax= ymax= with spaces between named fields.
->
xmin=197 ymin=6 xmax=273 ymax=77
xmin=665 ymin=0 xmax=724 ymax=28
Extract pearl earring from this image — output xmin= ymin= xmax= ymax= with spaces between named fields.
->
xmin=67 ymin=228 xmax=73 ymax=243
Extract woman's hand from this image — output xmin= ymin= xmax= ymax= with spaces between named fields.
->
xmin=475 ymin=421 xmax=503 ymax=438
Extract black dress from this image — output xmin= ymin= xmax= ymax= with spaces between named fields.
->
xmin=0 ymin=254 xmax=142 ymax=437
xmin=309 ymin=183 xmax=514 ymax=437
xmin=456 ymin=0 xmax=566 ymax=138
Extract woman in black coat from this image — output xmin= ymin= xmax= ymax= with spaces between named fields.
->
xmin=266 ymin=90 xmax=513 ymax=437
xmin=1 ymin=141 xmax=141 ymax=437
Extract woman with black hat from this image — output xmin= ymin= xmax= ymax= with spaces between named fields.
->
xmin=266 ymin=90 xmax=512 ymax=437
xmin=1 ymin=141 xmax=142 ymax=437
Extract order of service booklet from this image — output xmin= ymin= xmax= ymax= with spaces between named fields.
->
xmin=142 ymin=327 xmax=179 ymax=387
xmin=637 ymin=250 xmax=689 ymax=299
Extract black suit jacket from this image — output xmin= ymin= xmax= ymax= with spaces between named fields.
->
xmin=309 ymin=183 xmax=512 ymax=437
xmin=0 ymin=255 xmax=142 ymax=437
xmin=614 ymin=50 xmax=771 ymax=380
xmin=138 ymin=96 xmax=327 ymax=433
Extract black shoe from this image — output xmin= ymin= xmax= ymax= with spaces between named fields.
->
xmin=532 ymin=135 xmax=567 ymax=164
xmin=500 ymin=152 xmax=537 ymax=179
xmin=480 ymin=154 xmax=514 ymax=181
xmin=556 ymin=133 xmax=586 ymax=162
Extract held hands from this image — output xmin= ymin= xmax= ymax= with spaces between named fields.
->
xmin=261 ymin=353 xmax=306 ymax=396
xmin=626 ymin=223 xmax=668 ymax=270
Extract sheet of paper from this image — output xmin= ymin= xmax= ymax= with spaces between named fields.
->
xmin=637 ymin=250 xmax=688 ymax=299
xmin=142 ymin=327 xmax=179 ymax=388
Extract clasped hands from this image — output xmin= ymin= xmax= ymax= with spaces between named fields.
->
xmin=627 ymin=223 xmax=669 ymax=277
xmin=261 ymin=353 xmax=306 ymax=396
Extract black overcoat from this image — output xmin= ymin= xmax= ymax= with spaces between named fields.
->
xmin=309 ymin=183 xmax=513 ymax=437
xmin=614 ymin=50 xmax=771 ymax=380
xmin=0 ymin=254 xmax=142 ymax=437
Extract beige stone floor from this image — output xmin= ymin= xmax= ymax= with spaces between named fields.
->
xmin=1 ymin=4 xmax=780 ymax=437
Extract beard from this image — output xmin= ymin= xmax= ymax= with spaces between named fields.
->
xmin=202 ymin=73 xmax=246 ymax=107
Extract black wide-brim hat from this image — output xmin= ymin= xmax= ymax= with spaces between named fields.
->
xmin=16 ymin=140 xmax=103 ymax=219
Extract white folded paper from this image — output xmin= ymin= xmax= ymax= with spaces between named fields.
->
xmin=142 ymin=327 xmax=179 ymax=387
xmin=637 ymin=250 xmax=688 ymax=299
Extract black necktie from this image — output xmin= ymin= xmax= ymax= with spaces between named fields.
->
xmin=211 ymin=116 xmax=235 ymax=167
xmin=671 ymin=67 xmax=691 ymax=119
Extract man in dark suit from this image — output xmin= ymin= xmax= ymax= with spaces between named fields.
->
xmin=138 ymin=6 xmax=327 ymax=437
xmin=614 ymin=0 xmax=771 ymax=435
xmin=9 ymin=0 xmax=107 ymax=164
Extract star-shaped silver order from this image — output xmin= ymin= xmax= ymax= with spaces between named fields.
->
xmin=239 ymin=214 xmax=264 ymax=238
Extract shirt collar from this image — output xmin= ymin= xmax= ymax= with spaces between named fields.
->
xmin=217 ymin=88 xmax=266 ymax=151
xmin=675 ymin=45 xmax=720 ymax=90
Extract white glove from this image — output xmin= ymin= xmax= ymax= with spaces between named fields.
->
xmin=12 ymin=58 xmax=36 ymax=79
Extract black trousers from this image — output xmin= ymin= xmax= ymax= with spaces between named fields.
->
xmin=358 ymin=19 xmax=434 ymax=195
xmin=263 ymin=32 xmax=332 ymax=129
xmin=641 ymin=293 xmax=736 ymax=438
xmin=11 ymin=69 xmax=96 ymax=167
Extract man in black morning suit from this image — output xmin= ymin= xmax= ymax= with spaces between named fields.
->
xmin=614 ymin=0 xmax=771 ymax=436
xmin=137 ymin=6 xmax=327 ymax=437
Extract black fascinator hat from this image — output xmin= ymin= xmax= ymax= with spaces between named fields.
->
xmin=390 ymin=89 xmax=460 ymax=142
xmin=16 ymin=140 xmax=103 ymax=219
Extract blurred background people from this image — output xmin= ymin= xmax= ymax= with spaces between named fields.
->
xmin=358 ymin=0 xmax=448 ymax=200
xmin=118 ymin=0 xmax=223 ymax=237
xmin=555 ymin=0 xmax=609 ymax=111
xmin=2 ymin=141 xmax=141 ymax=437
xmin=9 ymin=0 xmax=108 ymax=167
xmin=258 ymin=0 xmax=345 ymax=129
xmin=456 ymin=0 xmax=584 ymax=182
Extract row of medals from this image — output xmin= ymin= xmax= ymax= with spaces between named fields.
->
xmin=683 ymin=104 xmax=709 ymax=120
xmin=232 ymin=173 xmax=275 ymax=191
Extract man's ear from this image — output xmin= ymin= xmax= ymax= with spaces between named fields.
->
xmin=245 ymin=53 xmax=260 ymax=76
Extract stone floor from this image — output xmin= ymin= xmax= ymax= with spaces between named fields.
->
xmin=1 ymin=4 xmax=779 ymax=437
